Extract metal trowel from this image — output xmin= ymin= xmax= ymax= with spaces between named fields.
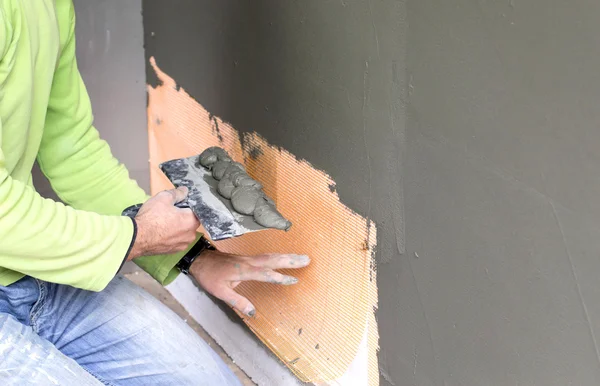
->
xmin=124 ymin=153 xmax=290 ymax=241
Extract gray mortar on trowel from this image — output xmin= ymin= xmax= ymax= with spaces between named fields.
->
xmin=198 ymin=146 xmax=292 ymax=231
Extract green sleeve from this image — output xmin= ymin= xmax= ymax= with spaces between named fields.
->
xmin=35 ymin=1 xmax=185 ymax=288
xmin=0 ymin=112 xmax=135 ymax=291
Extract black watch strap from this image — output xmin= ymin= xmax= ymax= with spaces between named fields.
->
xmin=176 ymin=237 xmax=216 ymax=275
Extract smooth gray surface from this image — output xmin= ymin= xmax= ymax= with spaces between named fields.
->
xmin=400 ymin=1 xmax=600 ymax=384
xmin=142 ymin=0 xmax=600 ymax=385
xmin=34 ymin=0 xmax=148 ymax=198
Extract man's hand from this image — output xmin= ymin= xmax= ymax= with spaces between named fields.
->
xmin=128 ymin=187 xmax=200 ymax=260
xmin=190 ymin=251 xmax=310 ymax=317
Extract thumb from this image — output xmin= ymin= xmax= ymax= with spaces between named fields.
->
xmin=222 ymin=289 xmax=256 ymax=317
xmin=168 ymin=186 xmax=189 ymax=204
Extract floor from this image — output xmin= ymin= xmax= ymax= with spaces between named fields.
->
xmin=121 ymin=262 xmax=255 ymax=386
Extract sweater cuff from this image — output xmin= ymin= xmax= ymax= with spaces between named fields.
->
xmin=115 ymin=217 xmax=137 ymax=275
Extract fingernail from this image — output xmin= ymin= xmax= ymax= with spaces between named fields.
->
xmin=244 ymin=304 xmax=256 ymax=317
xmin=295 ymin=255 xmax=311 ymax=264
xmin=286 ymin=277 xmax=299 ymax=285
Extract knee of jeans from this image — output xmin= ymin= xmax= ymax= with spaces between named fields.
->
xmin=110 ymin=279 xmax=223 ymax=355
xmin=0 ymin=314 xmax=18 ymax=355
xmin=95 ymin=279 xmax=240 ymax=384
xmin=0 ymin=314 xmax=28 ymax=345
xmin=0 ymin=314 xmax=51 ymax=364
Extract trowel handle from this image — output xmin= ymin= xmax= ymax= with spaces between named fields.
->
xmin=122 ymin=199 xmax=190 ymax=218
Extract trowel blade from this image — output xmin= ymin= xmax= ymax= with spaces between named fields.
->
xmin=159 ymin=155 xmax=269 ymax=241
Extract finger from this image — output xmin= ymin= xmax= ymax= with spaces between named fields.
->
xmin=244 ymin=267 xmax=299 ymax=285
xmin=178 ymin=207 xmax=201 ymax=228
xmin=156 ymin=187 xmax=188 ymax=204
xmin=172 ymin=186 xmax=189 ymax=203
xmin=220 ymin=288 xmax=256 ymax=317
xmin=246 ymin=254 xmax=310 ymax=270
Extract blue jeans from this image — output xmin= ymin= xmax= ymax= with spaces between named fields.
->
xmin=0 ymin=275 xmax=241 ymax=385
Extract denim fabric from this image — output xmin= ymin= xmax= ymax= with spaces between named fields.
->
xmin=0 ymin=275 xmax=241 ymax=385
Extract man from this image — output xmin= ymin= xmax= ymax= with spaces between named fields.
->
xmin=0 ymin=1 xmax=309 ymax=384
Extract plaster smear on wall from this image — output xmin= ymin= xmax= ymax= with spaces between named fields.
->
xmin=147 ymin=57 xmax=379 ymax=385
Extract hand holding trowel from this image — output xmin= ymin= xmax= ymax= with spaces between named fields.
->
xmin=123 ymin=147 xmax=305 ymax=319
xmin=124 ymin=147 xmax=291 ymax=241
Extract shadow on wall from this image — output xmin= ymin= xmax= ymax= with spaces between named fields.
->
xmin=144 ymin=0 xmax=281 ymax=118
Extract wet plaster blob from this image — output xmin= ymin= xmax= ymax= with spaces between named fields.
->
xmin=217 ymin=176 xmax=236 ymax=198
xmin=230 ymin=186 xmax=262 ymax=215
xmin=198 ymin=146 xmax=291 ymax=230
xmin=145 ymin=58 xmax=378 ymax=384
xmin=253 ymin=197 xmax=292 ymax=231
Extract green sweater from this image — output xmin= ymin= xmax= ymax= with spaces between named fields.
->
xmin=0 ymin=0 xmax=185 ymax=291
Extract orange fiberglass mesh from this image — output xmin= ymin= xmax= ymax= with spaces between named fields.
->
xmin=147 ymin=57 xmax=379 ymax=384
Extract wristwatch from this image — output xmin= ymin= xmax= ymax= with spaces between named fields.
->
xmin=176 ymin=236 xmax=216 ymax=274
xmin=122 ymin=203 xmax=213 ymax=275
